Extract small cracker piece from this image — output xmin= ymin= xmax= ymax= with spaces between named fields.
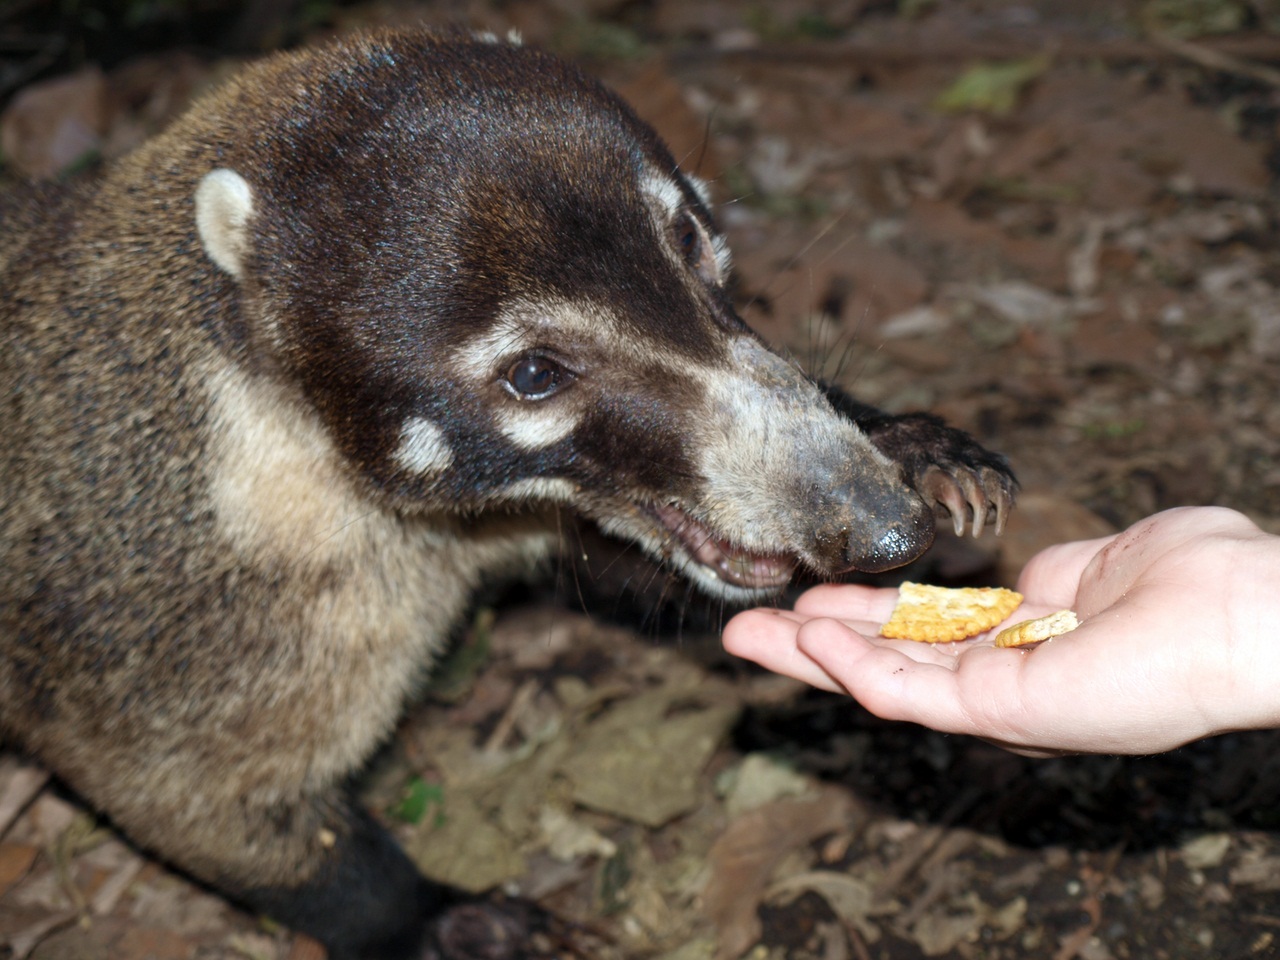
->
xmin=994 ymin=609 xmax=1079 ymax=648
xmin=881 ymin=582 xmax=1023 ymax=643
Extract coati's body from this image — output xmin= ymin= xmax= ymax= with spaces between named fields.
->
xmin=0 ymin=29 xmax=1014 ymax=960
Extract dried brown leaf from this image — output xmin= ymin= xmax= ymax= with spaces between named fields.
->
xmin=704 ymin=789 xmax=863 ymax=960
xmin=0 ymin=842 xmax=39 ymax=898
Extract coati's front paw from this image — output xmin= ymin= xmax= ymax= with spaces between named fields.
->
xmin=425 ymin=901 xmax=527 ymax=960
xmin=821 ymin=389 xmax=1016 ymax=541
xmin=424 ymin=896 xmax=605 ymax=960
xmin=865 ymin=412 xmax=1017 ymax=538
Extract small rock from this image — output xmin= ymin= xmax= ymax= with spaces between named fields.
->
xmin=1180 ymin=832 xmax=1231 ymax=870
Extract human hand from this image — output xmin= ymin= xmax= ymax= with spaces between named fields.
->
xmin=723 ymin=507 xmax=1280 ymax=756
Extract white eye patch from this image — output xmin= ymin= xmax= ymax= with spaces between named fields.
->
xmin=495 ymin=407 xmax=579 ymax=450
xmin=453 ymin=300 xmax=625 ymax=385
xmin=394 ymin=417 xmax=454 ymax=474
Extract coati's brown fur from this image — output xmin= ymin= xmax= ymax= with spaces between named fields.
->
xmin=0 ymin=28 xmax=1015 ymax=959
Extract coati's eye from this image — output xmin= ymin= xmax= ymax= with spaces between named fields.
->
xmin=674 ymin=213 xmax=701 ymax=263
xmin=672 ymin=212 xmax=720 ymax=285
xmin=505 ymin=354 xmax=569 ymax=400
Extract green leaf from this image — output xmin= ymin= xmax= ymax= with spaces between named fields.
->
xmin=391 ymin=778 xmax=445 ymax=826
xmin=935 ymin=57 xmax=1050 ymax=116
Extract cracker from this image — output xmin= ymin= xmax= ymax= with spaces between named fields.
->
xmin=881 ymin=582 xmax=1023 ymax=643
xmin=994 ymin=609 xmax=1079 ymax=648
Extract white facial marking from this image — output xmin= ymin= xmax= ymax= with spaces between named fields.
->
xmin=491 ymin=477 xmax=578 ymax=504
xmin=640 ymin=169 xmax=730 ymax=283
xmin=394 ymin=417 xmax=454 ymax=474
xmin=496 ymin=407 xmax=579 ymax=450
xmin=452 ymin=298 xmax=629 ymax=384
xmin=711 ymin=233 xmax=733 ymax=279
xmin=454 ymin=324 xmax=530 ymax=385
xmin=195 ymin=169 xmax=254 ymax=279
xmin=640 ymin=170 xmax=684 ymax=225
xmin=686 ymin=172 xmax=712 ymax=208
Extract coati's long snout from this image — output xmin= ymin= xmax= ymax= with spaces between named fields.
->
xmin=610 ymin=333 xmax=940 ymax=598
xmin=0 ymin=27 xmax=1015 ymax=960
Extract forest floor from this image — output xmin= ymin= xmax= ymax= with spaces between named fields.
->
xmin=4 ymin=1 xmax=1280 ymax=958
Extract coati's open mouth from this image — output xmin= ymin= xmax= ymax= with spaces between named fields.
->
xmin=652 ymin=503 xmax=796 ymax=590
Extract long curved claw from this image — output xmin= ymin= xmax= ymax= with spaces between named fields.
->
xmin=987 ymin=466 xmax=1012 ymax=536
xmin=919 ymin=465 xmax=970 ymax=536
xmin=915 ymin=463 xmax=1015 ymax=539
xmin=957 ymin=469 xmax=986 ymax=538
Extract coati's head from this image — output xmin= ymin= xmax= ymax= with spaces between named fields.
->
xmin=191 ymin=28 xmax=936 ymax=602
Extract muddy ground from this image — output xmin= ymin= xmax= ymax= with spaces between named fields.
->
xmin=3 ymin=1 xmax=1280 ymax=958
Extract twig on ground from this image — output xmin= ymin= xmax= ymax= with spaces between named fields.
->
xmin=1148 ymin=28 xmax=1280 ymax=88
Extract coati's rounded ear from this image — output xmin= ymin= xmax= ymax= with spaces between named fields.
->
xmin=195 ymin=169 xmax=254 ymax=279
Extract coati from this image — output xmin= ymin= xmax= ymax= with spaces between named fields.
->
xmin=0 ymin=28 xmax=1015 ymax=960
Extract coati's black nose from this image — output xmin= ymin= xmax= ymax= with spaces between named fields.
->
xmin=835 ymin=488 xmax=937 ymax=574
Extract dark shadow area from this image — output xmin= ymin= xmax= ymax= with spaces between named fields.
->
xmin=733 ymin=684 xmax=1280 ymax=851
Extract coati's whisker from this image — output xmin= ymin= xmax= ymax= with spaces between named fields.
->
xmin=303 ymin=508 xmax=380 ymax=559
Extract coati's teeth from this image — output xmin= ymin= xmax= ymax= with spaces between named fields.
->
xmin=723 ymin=552 xmax=795 ymax=588
xmin=652 ymin=503 xmax=796 ymax=590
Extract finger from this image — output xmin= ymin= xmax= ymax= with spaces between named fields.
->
xmin=722 ymin=609 xmax=845 ymax=693
xmin=795 ymin=618 xmax=1021 ymax=732
xmin=802 ymin=611 xmax=1205 ymax=755
xmin=792 ymin=583 xmax=900 ymax=622
xmin=794 ymin=617 xmax=1140 ymax=751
